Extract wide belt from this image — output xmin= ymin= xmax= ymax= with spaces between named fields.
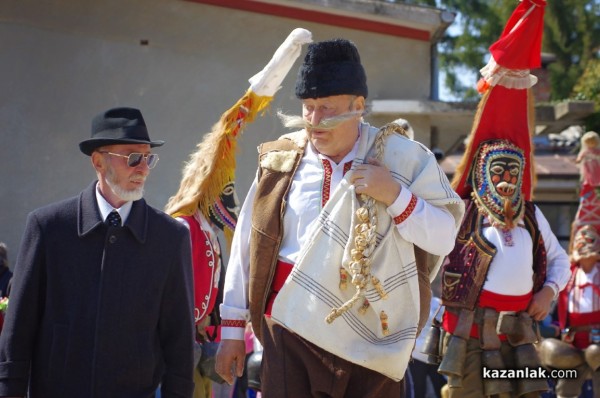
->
xmin=477 ymin=308 xmax=538 ymax=347
xmin=265 ymin=260 xmax=294 ymax=316
xmin=445 ymin=306 xmax=539 ymax=346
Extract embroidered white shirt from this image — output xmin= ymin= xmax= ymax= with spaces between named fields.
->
xmin=482 ymin=206 xmax=570 ymax=296
xmin=221 ymin=132 xmax=457 ymax=340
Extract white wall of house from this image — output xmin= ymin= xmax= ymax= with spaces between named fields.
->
xmin=0 ymin=0 xmax=434 ymax=264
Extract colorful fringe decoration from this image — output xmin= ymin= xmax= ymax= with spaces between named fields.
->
xmin=165 ymin=89 xmax=272 ymax=225
xmin=165 ymin=28 xmax=312 ymax=248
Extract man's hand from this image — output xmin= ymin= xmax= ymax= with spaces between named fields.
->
xmin=527 ymin=286 xmax=555 ymax=321
xmin=215 ymin=339 xmax=246 ymax=385
xmin=349 ymin=158 xmax=401 ymax=206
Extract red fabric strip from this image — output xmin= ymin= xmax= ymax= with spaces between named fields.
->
xmin=568 ymin=310 xmax=600 ymax=349
xmin=443 ymin=290 xmax=532 ymax=339
xmin=265 ymin=260 xmax=294 ymax=316
xmin=393 ymin=194 xmax=417 ymax=224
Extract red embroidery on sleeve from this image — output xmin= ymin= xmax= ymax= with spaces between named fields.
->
xmin=221 ymin=319 xmax=246 ymax=328
xmin=393 ymin=194 xmax=417 ymax=225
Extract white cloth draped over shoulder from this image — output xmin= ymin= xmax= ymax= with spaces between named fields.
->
xmin=271 ymin=124 xmax=463 ymax=381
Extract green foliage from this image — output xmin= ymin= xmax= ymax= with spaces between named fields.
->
xmin=573 ymin=59 xmax=600 ymax=131
xmin=0 ymin=298 xmax=8 ymax=313
xmin=573 ymin=59 xmax=600 ymax=102
xmin=438 ymin=0 xmax=514 ymax=100
xmin=381 ymin=0 xmax=600 ymax=105
xmin=544 ymin=0 xmax=600 ymax=100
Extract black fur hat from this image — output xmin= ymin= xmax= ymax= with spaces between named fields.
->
xmin=295 ymin=39 xmax=368 ymax=99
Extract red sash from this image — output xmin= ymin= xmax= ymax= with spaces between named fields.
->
xmin=443 ymin=290 xmax=532 ymax=339
xmin=568 ymin=311 xmax=600 ymax=349
xmin=265 ymin=260 xmax=294 ymax=316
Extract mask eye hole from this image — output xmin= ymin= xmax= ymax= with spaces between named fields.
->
xmin=490 ymin=165 xmax=504 ymax=175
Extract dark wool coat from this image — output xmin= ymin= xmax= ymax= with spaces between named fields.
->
xmin=0 ymin=182 xmax=195 ymax=397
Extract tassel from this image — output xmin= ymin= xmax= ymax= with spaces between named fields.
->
xmin=339 ymin=267 xmax=348 ymax=290
xmin=371 ymin=276 xmax=388 ymax=300
xmin=477 ymin=78 xmax=490 ymax=93
xmin=380 ymin=311 xmax=390 ymax=336
xmin=358 ymin=298 xmax=370 ymax=314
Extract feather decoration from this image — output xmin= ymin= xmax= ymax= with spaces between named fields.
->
xmin=165 ymin=28 xmax=312 ymax=233
xmin=166 ymin=90 xmax=271 ymax=220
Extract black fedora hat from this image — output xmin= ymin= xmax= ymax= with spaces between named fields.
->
xmin=79 ymin=107 xmax=164 ymax=155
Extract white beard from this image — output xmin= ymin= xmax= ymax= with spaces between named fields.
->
xmin=105 ymin=166 xmax=144 ymax=202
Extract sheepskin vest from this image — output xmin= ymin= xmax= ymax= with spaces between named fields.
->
xmin=248 ymin=136 xmax=305 ymax=343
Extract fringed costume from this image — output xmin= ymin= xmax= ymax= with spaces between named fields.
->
xmin=434 ymin=2 xmax=571 ymax=397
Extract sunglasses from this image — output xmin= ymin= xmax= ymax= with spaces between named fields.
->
xmin=98 ymin=151 xmax=159 ymax=169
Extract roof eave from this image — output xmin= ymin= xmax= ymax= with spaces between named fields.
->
xmin=188 ymin=0 xmax=455 ymax=43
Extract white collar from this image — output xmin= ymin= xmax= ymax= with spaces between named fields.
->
xmin=307 ymin=130 xmax=360 ymax=166
xmin=95 ymin=183 xmax=133 ymax=225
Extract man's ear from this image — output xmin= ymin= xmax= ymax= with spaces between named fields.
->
xmin=91 ymin=152 xmax=104 ymax=172
xmin=354 ymin=96 xmax=366 ymax=112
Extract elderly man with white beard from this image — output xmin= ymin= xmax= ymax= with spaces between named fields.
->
xmin=0 ymin=107 xmax=195 ymax=398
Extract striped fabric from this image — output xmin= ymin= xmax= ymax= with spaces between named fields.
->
xmin=271 ymin=124 xmax=462 ymax=381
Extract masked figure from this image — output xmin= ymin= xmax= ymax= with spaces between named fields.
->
xmin=434 ymin=2 xmax=572 ymax=397
xmin=538 ymin=208 xmax=600 ymax=397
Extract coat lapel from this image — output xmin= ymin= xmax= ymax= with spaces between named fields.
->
xmin=125 ymin=199 xmax=148 ymax=244
xmin=78 ymin=181 xmax=104 ymax=237
xmin=78 ymin=181 xmax=148 ymax=244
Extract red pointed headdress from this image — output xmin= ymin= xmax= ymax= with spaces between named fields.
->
xmin=452 ymin=0 xmax=546 ymax=202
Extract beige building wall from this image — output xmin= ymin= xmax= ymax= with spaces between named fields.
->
xmin=0 ymin=0 xmax=434 ymax=264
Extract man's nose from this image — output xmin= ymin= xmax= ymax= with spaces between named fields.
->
xmin=136 ymin=161 xmax=151 ymax=174
xmin=308 ymin=110 xmax=322 ymax=127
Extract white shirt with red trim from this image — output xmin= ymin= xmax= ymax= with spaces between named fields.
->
xmin=481 ymin=209 xmax=570 ymax=297
xmin=221 ymin=125 xmax=460 ymax=341
xmin=569 ymin=265 xmax=600 ymax=314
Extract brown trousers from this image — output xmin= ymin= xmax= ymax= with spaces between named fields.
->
xmin=260 ymin=317 xmax=405 ymax=398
